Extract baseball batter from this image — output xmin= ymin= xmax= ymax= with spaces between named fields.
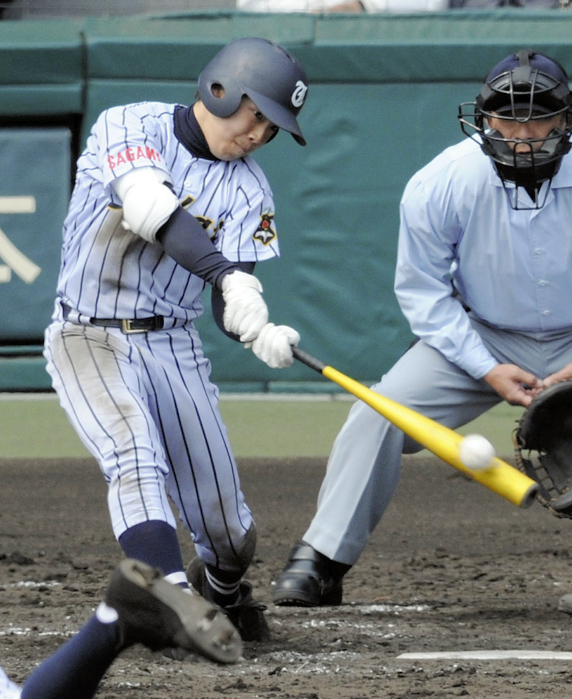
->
xmin=43 ymin=37 xmax=308 ymax=642
xmin=273 ymin=49 xmax=572 ymax=609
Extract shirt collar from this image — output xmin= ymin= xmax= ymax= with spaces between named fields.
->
xmin=174 ymin=104 xmax=219 ymax=161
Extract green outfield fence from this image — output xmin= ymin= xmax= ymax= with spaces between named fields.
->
xmin=1 ymin=9 xmax=571 ymax=392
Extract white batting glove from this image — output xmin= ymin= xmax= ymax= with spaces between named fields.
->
xmin=221 ymin=271 xmax=269 ymax=343
xmin=246 ymin=323 xmax=301 ymax=369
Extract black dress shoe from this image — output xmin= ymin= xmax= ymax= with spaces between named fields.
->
xmin=272 ymin=541 xmax=346 ymax=607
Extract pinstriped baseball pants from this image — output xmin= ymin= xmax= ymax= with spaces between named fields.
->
xmin=44 ymin=319 xmax=253 ymax=572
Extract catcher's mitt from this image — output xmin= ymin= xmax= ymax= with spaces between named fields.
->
xmin=514 ymin=380 xmax=572 ymax=518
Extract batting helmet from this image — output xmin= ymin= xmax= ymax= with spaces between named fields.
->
xmin=198 ymin=37 xmax=309 ymax=146
xmin=458 ymin=49 xmax=572 ymax=208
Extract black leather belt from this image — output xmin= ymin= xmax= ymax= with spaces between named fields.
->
xmin=62 ymin=304 xmax=164 ymax=334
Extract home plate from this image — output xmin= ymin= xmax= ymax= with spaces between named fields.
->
xmin=398 ymin=650 xmax=572 ymax=660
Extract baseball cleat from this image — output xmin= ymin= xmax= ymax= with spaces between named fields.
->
xmin=105 ymin=558 xmax=243 ymax=663
xmin=272 ymin=541 xmax=344 ymax=607
xmin=187 ymin=557 xmax=270 ymax=642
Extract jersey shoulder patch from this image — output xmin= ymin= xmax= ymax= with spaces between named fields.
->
xmin=253 ymin=213 xmax=276 ymax=245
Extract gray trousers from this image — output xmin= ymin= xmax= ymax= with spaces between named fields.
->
xmin=304 ymin=319 xmax=572 ymax=565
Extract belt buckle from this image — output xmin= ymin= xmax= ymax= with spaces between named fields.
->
xmin=121 ymin=318 xmax=148 ymax=334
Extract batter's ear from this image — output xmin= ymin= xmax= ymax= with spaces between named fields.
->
xmin=210 ymin=84 xmax=225 ymax=99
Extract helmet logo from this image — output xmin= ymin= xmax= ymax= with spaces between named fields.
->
xmin=291 ymin=81 xmax=308 ymax=109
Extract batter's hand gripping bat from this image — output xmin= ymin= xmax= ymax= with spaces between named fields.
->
xmin=292 ymin=347 xmax=538 ymax=509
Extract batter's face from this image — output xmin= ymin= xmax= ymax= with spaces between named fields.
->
xmin=196 ymin=95 xmax=279 ymax=161
xmin=487 ymin=111 xmax=566 ymax=153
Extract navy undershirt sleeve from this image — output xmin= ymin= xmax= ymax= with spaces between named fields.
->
xmin=157 ymin=207 xmax=257 ymax=342
xmin=156 ymin=206 xmax=240 ymax=289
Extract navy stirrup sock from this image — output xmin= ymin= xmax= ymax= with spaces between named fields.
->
xmin=118 ymin=520 xmax=188 ymax=587
xmin=21 ymin=614 xmax=119 ymax=699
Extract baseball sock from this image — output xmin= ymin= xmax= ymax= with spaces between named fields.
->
xmin=118 ymin=520 xmax=188 ymax=588
xmin=204 ymin=564 xmax=241 ymax=607
xmin=20 ymin=613 xmax=119 ymax=699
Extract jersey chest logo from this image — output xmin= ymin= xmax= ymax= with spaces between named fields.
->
xmin=253 ymin=213 xmax=276 ymax=246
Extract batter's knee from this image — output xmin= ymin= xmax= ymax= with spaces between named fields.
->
xmin=193 ymin=521 xmax=258 ymax=574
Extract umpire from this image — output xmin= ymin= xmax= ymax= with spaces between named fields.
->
xmin=272 ymin=49 xmax=572 ymax=611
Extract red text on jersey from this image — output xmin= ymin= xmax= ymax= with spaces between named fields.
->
xmin=107 ymin=146 xmax=162 ymax=169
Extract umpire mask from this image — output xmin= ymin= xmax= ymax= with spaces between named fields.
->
xmin=458 ymin=49 xmax=572 ymax=209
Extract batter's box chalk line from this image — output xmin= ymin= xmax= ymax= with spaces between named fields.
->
xmin=398 ymin=650 xmax=572 ymax=660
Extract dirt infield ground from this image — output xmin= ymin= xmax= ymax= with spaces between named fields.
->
xmin=2 ymin=455 xmax=572 ymax=698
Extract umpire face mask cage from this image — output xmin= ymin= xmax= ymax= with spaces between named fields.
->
xmin=197 ymin=37 xmax=309 ymax=146
xmin=458 ymin=49 xmax=572 ymax=209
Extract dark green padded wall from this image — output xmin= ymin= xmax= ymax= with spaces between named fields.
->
xmin=1 ymin=9 xmax=572 ymax=389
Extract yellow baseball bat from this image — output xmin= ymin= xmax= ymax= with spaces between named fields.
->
xmin=293 ymin=347 xmax=538 ymax=509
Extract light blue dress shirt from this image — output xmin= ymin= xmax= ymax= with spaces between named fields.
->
xmin=395 ymin=136 xmax=572 ymax=380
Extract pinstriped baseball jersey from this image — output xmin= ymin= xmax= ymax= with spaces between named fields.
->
xmin=55 ymin=101 xmax=279 ymax=323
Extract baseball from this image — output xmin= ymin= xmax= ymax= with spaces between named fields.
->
xmin=459 ymin=434 xmax=496 ymax=471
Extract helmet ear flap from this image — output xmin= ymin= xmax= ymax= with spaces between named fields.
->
xmin=198 ymin=78 xmax=245 ymax=119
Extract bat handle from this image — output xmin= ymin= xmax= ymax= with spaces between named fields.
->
xmin=292 ymin=346 xmax=326 ymax=373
